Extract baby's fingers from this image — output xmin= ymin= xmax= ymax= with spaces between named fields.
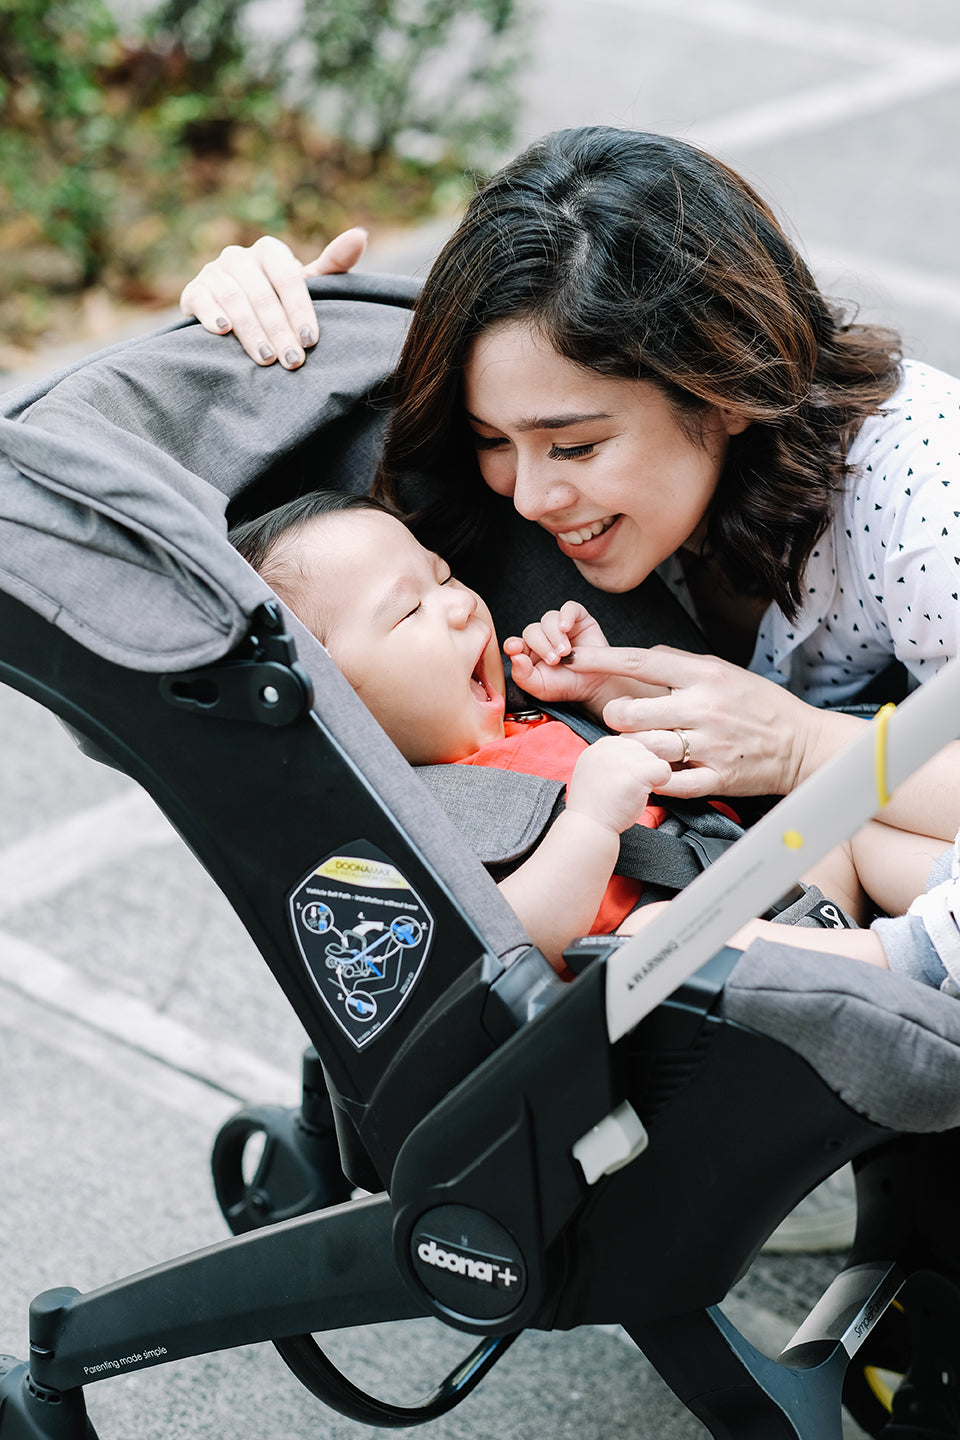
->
xmin=521 ymin=616 xmax=569 ymax=664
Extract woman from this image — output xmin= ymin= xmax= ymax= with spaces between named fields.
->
xmin=180 ymin=127 xmax=960 ymax=843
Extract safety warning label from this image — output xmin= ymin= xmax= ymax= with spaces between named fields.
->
xmin=289 ymin=841 xmax=434 ymax=1049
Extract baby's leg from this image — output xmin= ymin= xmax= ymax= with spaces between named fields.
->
xmin=800 ymin=839 xmax=864 ymax=923
xmin=847 ymin=820 xmax=948 ymax=917
xmin=802 ymin=820 xmax=947 ymax=923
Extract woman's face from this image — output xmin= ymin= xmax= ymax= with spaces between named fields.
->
xmin=463 ymin=321 xmax=749 ymax=593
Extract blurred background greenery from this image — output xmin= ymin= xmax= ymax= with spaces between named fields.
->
xmin=0 ymin=0 xmax=525 ymax=359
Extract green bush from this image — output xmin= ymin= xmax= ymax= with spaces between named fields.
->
xmin=293 ymin=0 xmax=524 ymax=172
xmin=0 ymin=0 xmax=524 ymax=346
xmin=0 ymin=0 xmax=123 ymax=286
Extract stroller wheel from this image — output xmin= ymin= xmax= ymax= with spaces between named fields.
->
xmin=843 ymin=1278 xmax=960 ymax=1439
xmin=211 ymin=1103 xmax=352 ymax=1235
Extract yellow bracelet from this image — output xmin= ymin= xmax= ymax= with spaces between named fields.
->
xmin=873 ymin=701 xmax=897 ymax=809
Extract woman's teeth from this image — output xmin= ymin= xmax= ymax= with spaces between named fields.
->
xmin=558 ymin=515 xmax=617 ymax=546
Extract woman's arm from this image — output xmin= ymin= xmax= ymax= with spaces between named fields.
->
xmin=178 ymin=229 xmax=368 ymax=368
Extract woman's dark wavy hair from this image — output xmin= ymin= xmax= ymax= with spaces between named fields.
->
xmin=375 ymin=126 xmax=901 ymax=622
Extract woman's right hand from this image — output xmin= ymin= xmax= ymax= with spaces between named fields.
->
xmin=178 ymin=227 xmax=369 ymax=369
xmin=576 ymin=644 xmax=854 ymax=800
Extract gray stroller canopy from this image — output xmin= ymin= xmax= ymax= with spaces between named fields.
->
xmin=0 ymin=275 xmax=417 ymax=671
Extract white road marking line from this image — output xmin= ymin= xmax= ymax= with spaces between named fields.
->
xmin=579 ymin=0 xmax=960 ymax=155
xmin=0 ymin=789 xmax=179 ymax=918
xmin=0 ymin=928 xmax=299 ymax=1106
xmin=690 ymin=58 xmax=960 ymax=156
xmin=0 ymin=985 xmax=241 ymax=1129
xmin=809 ymin=246 xmax=960 ymax=323
xmin=587 ymin=0 xmax=958 ymax=70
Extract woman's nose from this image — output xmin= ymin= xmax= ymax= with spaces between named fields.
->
xmin=512 ymin=456 xmax=578 ymax=522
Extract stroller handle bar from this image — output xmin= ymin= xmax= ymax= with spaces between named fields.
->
xmin=605 ymin=656 xmax=960 ymax=1043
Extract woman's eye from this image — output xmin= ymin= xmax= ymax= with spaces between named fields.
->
xmin=401 ymin=602 xmax=422 ymax=621
xmin=548 ymin=442 xmax=595 ymax=460
xmin=473 ymin=434 xmax=507 ymax=451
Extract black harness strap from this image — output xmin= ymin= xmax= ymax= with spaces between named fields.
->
xmin=532 ymin=699 xmax=743 ymax=892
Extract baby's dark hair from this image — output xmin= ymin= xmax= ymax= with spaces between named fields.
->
xmin=230 ymin=489 xmax=398 ymax=639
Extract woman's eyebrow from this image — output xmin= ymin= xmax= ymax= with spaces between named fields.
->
xmin=466 ymin=410 xmax=612 ymax=432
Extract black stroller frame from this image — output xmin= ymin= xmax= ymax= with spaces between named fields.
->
xmin=1 ymin=276 xmax=960 ymax=1440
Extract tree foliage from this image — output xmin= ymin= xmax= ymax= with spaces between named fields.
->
xmin=0 ymin=0 xmax=122 ymax=285
xmin=0 ymin=0 xmax=524 ymax=338
xmin=294 ymin=0 xmax=522 ymax=170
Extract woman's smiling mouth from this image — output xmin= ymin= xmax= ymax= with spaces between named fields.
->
xmin=556 ymin=514 xmax=619 ymax=546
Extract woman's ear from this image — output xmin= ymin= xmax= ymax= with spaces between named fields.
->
xmin=721 ymin=409 xmax=752 ymax=437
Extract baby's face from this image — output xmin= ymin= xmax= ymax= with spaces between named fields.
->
xmin=298 ymin=511 xmax=506 ymax=765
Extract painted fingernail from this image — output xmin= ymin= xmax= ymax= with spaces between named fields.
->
xmin=215 ymin=315 xmax=230 ymax=330
xmin=299 ymin=326 xmax=316 ymax=346
xmin=284 ymin=348 xmax=301 ymax=367
xmin=559 ymin=651 xmax=575 ymax=665
xmin=259 ymin=342 xmax=275 ymax=361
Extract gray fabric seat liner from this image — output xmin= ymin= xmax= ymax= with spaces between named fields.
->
xmin=724 ymin=937 xmax=960 ymax=1132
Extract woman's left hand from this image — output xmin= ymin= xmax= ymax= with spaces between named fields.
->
xmin=566 ymin=643 xmax=832 ymax=799
xmin=178 ymin=229 xmax=368 ymax=368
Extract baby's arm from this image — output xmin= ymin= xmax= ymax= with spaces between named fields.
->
xmin=504 ymin=602 xmax=667 ymax=718
xmin=498 ymin=736 xmax=671 ymax=970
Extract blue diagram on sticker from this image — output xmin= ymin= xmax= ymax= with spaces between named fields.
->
xmin=301 ymin=902 xmax=334 ymax=934
xmin=320 ymin=914 xmax=424 ymax=1023
xmin=290 ymin=848 xmax=434 ymax=1050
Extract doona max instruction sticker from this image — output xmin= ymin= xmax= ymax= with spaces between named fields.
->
xmin=289 ymin=841 xmax=434 ymax=1049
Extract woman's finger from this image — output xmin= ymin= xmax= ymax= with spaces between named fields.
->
xmin=649 ymin=765 xmax=723 ymax=800
xmin=304 ymin=226 xmax=369 ymax=277
xmin=620 ymin=728 xmax=691 ymax=766
xmin=566 ymin=643 xmax=716 ymax=680
xmin=183 ymin=257 xmax=282 ymax=365
xmin=178 ymin=280 xmax=232 ymax=335
xmin=240 ymin=236 xmax=317 ymax=366
xmin=602 ymin=693 xmax=683 ymax=733
xmin=180 ymin=238 xmax=314 ymax=368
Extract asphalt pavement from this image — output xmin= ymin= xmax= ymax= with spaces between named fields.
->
xmin=3 ymin=1 xmax=960 ymax=1436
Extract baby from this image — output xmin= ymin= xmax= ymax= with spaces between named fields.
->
xmin=231 ymin=490 xmax=672 ymax=967
xmin=232 ymin=490 xmax=960 ymax=992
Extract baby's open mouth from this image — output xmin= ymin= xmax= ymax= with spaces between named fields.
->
xmin=557 ymin=514 xmax=619 ymax=546
xmin=470 ymin=659 xmax=493 ymax=702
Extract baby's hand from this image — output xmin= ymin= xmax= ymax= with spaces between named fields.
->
xmin=504 ymin=601 xmax=610 ymax=706
xmin=504 ymin=602 xmax=667 ymax=715
xmin=565 ymin=735 xmax=672 ymax=836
